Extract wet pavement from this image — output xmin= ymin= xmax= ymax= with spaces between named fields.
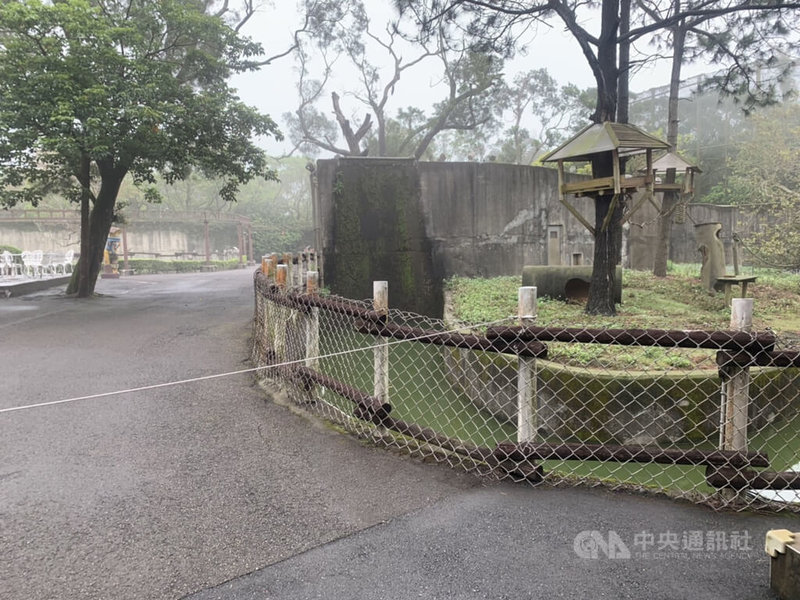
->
xmin=0 ymin=269 xmax=797 ymax=600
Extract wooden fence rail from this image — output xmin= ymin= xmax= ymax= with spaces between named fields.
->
xmin=254 ymin=254 xmax=800 ymax=502
xmin=486 ymin=325 xmax=776 ymax=352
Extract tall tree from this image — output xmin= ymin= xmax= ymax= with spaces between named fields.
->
xmin=639 ymin=0 xmax=800 ymax=276
xmin=651 ymin=0 xmax=689 ymax=277
xmin=0 ymin=0 xmax=283 ymax=297
xmin=284 ymin=0 xmax=502 ymax=158
xmin=492 ymin=69 xmax=593 ymax=165
xmin=398 ymin=0 xmax=800 ymax=314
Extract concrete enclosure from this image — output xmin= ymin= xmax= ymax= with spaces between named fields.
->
xmin=316 ymin=158 xmax=597 ymax=316
xmin=315 ymin=158 xmax=774 ymax=317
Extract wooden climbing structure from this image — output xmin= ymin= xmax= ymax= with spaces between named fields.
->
xmin=542 ymin=122 xmax=670 ymax=236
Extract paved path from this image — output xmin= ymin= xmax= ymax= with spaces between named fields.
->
xmin=1 ymin=269 xmax=797 ymax=600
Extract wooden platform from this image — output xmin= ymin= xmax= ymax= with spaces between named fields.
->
xmin=716 ymin=275 xmax=757 ymax=305
xmin=560 ymin=175 xmax=651 ymax=197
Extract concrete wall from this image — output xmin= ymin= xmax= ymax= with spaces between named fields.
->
xmin=0 ymin=221 xmax=81 ymax=253
xmin=316 ymin=158 xmax=598 ymax=315
xmin=318 ymin=157 xmax=442 ymax=317
xmin=627 ymin=199 xmax=772 ymax=270
xmin=0 ymin=220 xmax=240 ymax=257
xmin=417 ymin=162 xmax=596 ymax=278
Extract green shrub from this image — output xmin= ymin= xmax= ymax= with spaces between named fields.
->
xmin=0 ymin=244 xmax=22 ymax=254
xmin=125 ymin=258 xmax=244 ymax=274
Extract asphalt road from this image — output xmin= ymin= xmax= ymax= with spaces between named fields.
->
xmin=1 ymin=269 xmax=797 ymax=600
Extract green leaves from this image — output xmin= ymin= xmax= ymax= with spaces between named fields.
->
xmin=0 ymin=0 xmax=281 ymax=209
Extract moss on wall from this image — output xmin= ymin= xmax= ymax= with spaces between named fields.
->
xmin=325 ymin=158 xmax=442 ymax=316
xmin=444 ymin=346 xmax=799 ymax=449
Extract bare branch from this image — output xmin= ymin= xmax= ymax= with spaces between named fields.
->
xmin=625 ymin=2 xmax=800 ymax=44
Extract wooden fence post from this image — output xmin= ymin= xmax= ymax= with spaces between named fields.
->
xmin=263 ymin=255 xmax=276 ymax=277
xmin=259 ymin=256 xmax=275 ymax=371
xmin=306 ymin=271 xmax=320 ymax=370
xmin=721 ymin=298 xmax=753 ymax=452
xmin=274 ymin=264 xmax=289 ymax=363
xmin=373 ymin=281 xmax=389 ymax=406
xmin=292 ymin=255 xmax=302 ymax=288
xmin=276 ymin=264 xmax=287 ymax=289
xmin=517 ymin=286 xmax=538 ymax=443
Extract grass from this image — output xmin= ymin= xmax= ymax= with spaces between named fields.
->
xmin=291 ymin=266 xmax=800 ymax=502
xmin=445 ymin=265 xmax=800 ymax=369
xmin=316 ymin=325 xmax=516 ymax=445
xmin=447 ymin=264 xmax=800 ymax=331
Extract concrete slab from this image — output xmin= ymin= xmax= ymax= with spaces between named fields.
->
xmin=0 ymin=275 xmax=71 ymax=297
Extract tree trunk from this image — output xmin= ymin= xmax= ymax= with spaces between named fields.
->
xmin=586 ymin=153 xmax=622 ymax=315
xmin=66 ymin=162 xmax=127 ymax=297
xmin=617 ymin=0 xmax=630 ymax=124
xmin=585 ymin=0 xmax=620 ymax=316
xmin=653 ymin=11 xmax=686 ymax=278
xmin=77 ymin=153 xmax=91 ymax=296
xmin=653 ymin=179 xmax=678 ymax=277
xmin=331 ymin=92 xmax=371 ymax=155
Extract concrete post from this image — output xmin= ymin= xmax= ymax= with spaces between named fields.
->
xmin=276 ymin=264 xmax=287 ymax=289
xmin=373 ymin=281 xmax=389 ymax=406
xmin=274 ymin=264 xmax=289 ymax=364
xmin=517 ymin=286 xmax=538 ymax=443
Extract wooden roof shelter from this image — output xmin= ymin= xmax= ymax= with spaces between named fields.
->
xmin=650 ymin=151 xmax=701 ymax=195
xmin=541 ymin=122 xmax=670 ymax=235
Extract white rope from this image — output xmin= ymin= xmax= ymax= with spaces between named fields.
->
xmin=0 ymin=316 xmax=515 ymax=415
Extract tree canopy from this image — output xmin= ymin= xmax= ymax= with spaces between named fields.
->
xmin=704 ymin=101 xmax=800 ymax=268
xmin=283 ymin=0 xmax=503 ymax=158
xmin=397 ymin=0 xmax=800 ymax=314
xmin=0 ymin=0 xmax=282 ymax=295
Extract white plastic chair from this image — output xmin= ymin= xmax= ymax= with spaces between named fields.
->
xmin=41 ymin=252 xmax=55 ymax=276
xmin=21 ymin=250 xmax=44 ymax=277
xmin=1 ymin=251 xmax=21 ymax=278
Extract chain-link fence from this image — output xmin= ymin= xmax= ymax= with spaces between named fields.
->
xmin=252 ymin=256 xmax=800 ymax=512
